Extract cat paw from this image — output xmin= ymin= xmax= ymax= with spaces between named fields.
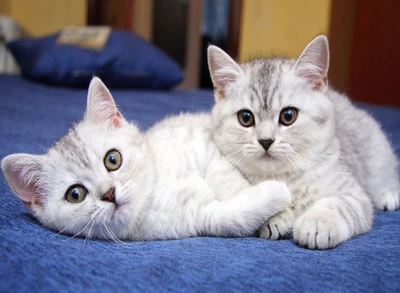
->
xmin=374 ymin=191 xmax=399 ymax=211
xmin=293 ymin=210 xmax=349 ymax=250
xmin=256 ymin=180 xmax=292 ymax=214
xmin=259 ymin=207 xmax=294 ymax=240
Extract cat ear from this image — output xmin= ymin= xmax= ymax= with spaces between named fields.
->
xmin=85 ymin=77 xmax=126 ymax=127
xmin=294 ymin=35 xmax=329 ymax=91
xmin=207 ymin=45 xmax=243 ymax=101
xmin=1 ymin=154 xmax=43 ymax=205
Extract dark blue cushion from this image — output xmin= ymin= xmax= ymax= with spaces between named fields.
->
xmin=7 ymin=30 xmax=184 ymax=89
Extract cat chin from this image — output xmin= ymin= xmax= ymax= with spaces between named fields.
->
xmin=238 ymin=156 xmax=281 ymax=178
xmin=243 ymin=152 xmax=311 ymax=178
xmin=110 ymin=203 xmax=131 ymax=224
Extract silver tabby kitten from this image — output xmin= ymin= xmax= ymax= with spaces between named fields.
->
xmin=1 ymin=77 xmax=291 ymax=241
xmin=208 ymin=35 xmax=400 ymax=249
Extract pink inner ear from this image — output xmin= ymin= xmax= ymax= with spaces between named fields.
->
xmin=18 ymin=181 xmax=39 ymax=204
xmin=2 ymin=154 xmax=43 ymax=205
xmin=2 ymin=154 xmax=44 ymax=207
xmin=6 ymin=166 xmax=39 ymax=204
xmin=208 ymin=46 xmax=242 ymax=100
xmin=302 ymin=73 xmax=327 ymax=91
xmin=112 ymin=112 xmax=123 ymax=127
xmin=294 ymin=36 xmax=329 ymax=90
xmin=86 ymin=78 xmax=126 ymax=127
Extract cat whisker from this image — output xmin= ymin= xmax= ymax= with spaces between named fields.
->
xmin=225 ymin=149 xmax=247 ymax=168
xmin=285 ymin=150 xmax=307 ymax=167
xmin=62 ymin=210 xmax=101 ymax=243
xmin=108 ymin=228 xmax=139 ymax=246
xmin=122 ymin=164 xmax=140 ymax=185
xmin=100 ymin=226 xmax=110 ymax=241
xmin=224 ymin=148 xmax=244 ymax=160
xmin=229 ymin=153 xmax=248 ymax=169
xmin=84 ymin=212 xmax=101 ymax=246
xmin=52 ymin=217 xmax=83 ymax=239
xmin=224 ymin=148 xmax=244 ymax=159
xmin=217 ymin=141 xmax=252 ymax=149
xmin=102 ymin=223 xmax=129 ymax=245
xmin=17 ymin=137 xmax=47 ymax=150
xmin=103 ymin=224 xmax=120 ymax=244
xmin=63 ymin=219 xmax=96 ymax=242
xmin=284 ymin=153 xmax=300 ymax=172
xmin=98 ymin=220 xmax=119 ymax=244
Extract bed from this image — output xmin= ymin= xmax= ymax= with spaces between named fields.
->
xmin=0 ymin=73 xmax=399 ymax=292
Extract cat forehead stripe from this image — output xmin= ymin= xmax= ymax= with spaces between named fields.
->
xmin=52 ymin=128 xmax=92 ymax=169
xmin=243 ymin=58 xmax=286 ymax=111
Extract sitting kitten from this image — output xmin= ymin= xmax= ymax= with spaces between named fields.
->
xmin=1 ymin=77 xmax=291 ymax=241
xmin=208 ymin=35 xmax=400 ymax=249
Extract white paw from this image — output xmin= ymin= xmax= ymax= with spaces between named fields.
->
xmin=293 ymin=209 xmax=349 ymax=250
xmin=374 ymin=191 xmax=400 ymax=211
xmin=258 ymin=180 xmax=292 ymax=208
xmin=251 ymin=181 xmax=291 ymax=224
xmin=259 ymin=207 xmax=294 ymax=240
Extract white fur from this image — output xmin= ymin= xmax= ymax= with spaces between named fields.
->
xmin=1 ymin=77 xmax=291 ymax=241
xmin=208 ymin=35 xmax=399 ymax=249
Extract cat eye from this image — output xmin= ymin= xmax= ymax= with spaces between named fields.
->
xmin=65 ymin=185 xmax=87 ymax=203
xmin=237 ymin=110 xmax=255 ymax=127
xmin=279 ymin=107 xmax=298 ymax=126
xmin=104 ymin=149 xmax=122 ymax=171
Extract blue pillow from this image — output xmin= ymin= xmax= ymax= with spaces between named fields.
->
xmin=7 ymin=30 xmax=184 ymax=89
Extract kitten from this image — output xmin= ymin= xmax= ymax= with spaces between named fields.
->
xmin=208 ymin=35 xmax=400 ymax=249
xmin=1 ymin=77 xmax=291 ymax=241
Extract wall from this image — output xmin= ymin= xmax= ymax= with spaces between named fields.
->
xmin=132 ymin=0 xmax=153 ymax=41
xmin=238 ymin=0 xmax=358 ymax=92
xmin=239 ymin=0 xmax=332 ymax=61
xmin=0 ymin=0 xmax=87 ymax=36
xmin=0 ymin=1 xmax=10 ymax=14
xmin=328 ymin=0 xmax=356 ymax=92
xmin=348 ymin=0 xmax=400 ymax=106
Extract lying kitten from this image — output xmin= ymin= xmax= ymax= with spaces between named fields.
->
xmin=1 ymin=77 xmax=291 ymax=241
xmin=208 ymin=35 xmax=400 ymax=249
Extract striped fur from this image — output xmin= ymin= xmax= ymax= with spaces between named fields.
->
xmin=209 ymin=35 xmax=399 ymax=249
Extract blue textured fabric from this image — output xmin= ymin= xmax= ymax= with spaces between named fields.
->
xmin=0 ymin=75 xmax=399 ymax=293
xmin=7 ymin=30 xmax=183 ymax=89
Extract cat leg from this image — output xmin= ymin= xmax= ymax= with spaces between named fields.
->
xmin=293 ymin=194 xmax=373 ymax=249
xmin=259 ymin=207 xmax=295 ymax=240
xmin=202 ymin=181 xmax=291 ymax=237
xmin=363 ymin=134 xmax=399 ymax=211
xmin=354 ymin=111 xmax=400 ymax=211
xmin=366 ymin=160 xmax=399 ymax=211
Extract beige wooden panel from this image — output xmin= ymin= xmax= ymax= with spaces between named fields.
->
xmin=239 ymin=0 xmax=332 ymax=61
xmin=132 ymin=0 xmax=153 ymax=41
xmin=3 ymin=0 xmax=87 ymax=36
xmin=0 ymin=0 xmax=10 ymax=13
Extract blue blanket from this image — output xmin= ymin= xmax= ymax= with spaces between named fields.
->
xmin=1 ymin=75 xmax=399 ymax=292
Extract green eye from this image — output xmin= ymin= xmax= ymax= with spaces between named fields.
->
xmin=104 ymin=149 xmax=122 ymax=171
xmin=237 ymin=110 xmax=255 ymax=127
xmin=279 ymin=107 xmax=298 ymax=126
xmin=65 ymin=185 xmax=87 ymax=203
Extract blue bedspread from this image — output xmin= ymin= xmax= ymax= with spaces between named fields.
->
xmin=0 ymin=75 xmax=399 ymax=292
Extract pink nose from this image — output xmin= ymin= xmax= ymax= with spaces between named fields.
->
xmin=102 ymin=188 xmax=115 ymax=203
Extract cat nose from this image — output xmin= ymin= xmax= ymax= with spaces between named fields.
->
xmin=258 ymin=139 xmax=275 ymax=151
xmin=102 ymin=188 xmax=115 ymax=203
